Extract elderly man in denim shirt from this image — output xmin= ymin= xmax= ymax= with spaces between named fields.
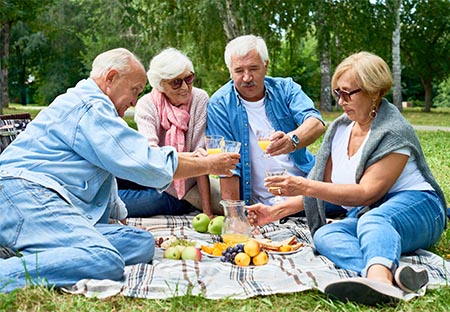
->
xmin=0 ymin=48 xmax=239 ymax=293
xmin=207 ymin=35 xmax=325 ymax=207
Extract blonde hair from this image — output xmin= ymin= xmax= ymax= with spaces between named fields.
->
xmin=332 ymin=51 xmax=393 ymax=99
xmin=147 ymin=48 xmax=194 ymax=92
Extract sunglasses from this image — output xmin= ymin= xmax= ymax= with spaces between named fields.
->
xmin=333 ymin=88 xmax=362 ymax=102
xmin=166 ymin=73 xmax=195 ymax=90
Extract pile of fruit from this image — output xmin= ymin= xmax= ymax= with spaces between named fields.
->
xmin=160 ymin=237 xmax=202 ymax=261
xmin=202 ymin=239 xmax=268 ymax=267
xmin=192 ymin=213 xmax=224 ymax=235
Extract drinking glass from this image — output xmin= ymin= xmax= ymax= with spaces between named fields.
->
xmin=255 ymin=129 xmax=273 ymax=158
xmin=205 ymin=135 xmax=224 ymax=155
xmin=221 ymin=140 xmax=241 ymax=153
xmin=265 ymin=167 xmax=287 ymax=204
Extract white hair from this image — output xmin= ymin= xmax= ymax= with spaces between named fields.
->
xmin=147 ymin=48 xmax=194 ymax=92
xmin=224 ymin=35 xmax=269 ymax=72
xmin=89 ymin=48 xmax=143 ymax=79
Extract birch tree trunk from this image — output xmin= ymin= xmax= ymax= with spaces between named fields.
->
xmin=222 ymin=0 xmax=239 ymax=41
xmin=392 ymin=0 xmax=402 ymax=111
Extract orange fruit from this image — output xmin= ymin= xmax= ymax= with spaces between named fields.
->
xmin=244 ymin=239 xmax=260 ymax=257
xmin=279 ymin=245 xmax=292 ymax=252
xmin=252 ymin=251 xmax=269 ymax=266
xmin=201 ymin=245 xmax=214 ymax=254
xmin=234 ymin=252 xmax=251 ymax=267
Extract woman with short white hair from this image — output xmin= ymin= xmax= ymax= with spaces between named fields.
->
xmin=118 ymin=48 xmax=220 ymax=218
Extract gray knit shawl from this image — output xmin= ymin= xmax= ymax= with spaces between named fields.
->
xmin=304 ymin=98 xmax=447 ymax=236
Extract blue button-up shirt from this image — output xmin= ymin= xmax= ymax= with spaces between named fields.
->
xmin=206 ymin=77 xmax=323 ymax=205
xmin=0 ymin=78 xmax=177 ymax=224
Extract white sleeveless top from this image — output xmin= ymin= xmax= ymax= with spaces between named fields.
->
xmin=331 ymin=122 xmax=433 ymax=210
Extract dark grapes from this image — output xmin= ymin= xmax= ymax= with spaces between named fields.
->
xmin=220 ymin=245 xmax=246 ymax=264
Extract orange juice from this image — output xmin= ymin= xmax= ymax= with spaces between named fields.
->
xmin=207 ymin=148 xmax=222 ymax=155
xmin=258 ymin=140 xmax=270 ymax=151
xmin=222 ymin=233 xmax=249 ymax=245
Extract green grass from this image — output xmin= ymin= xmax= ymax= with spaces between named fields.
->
xmin=1 ymin=105 xmax=449 ymax=311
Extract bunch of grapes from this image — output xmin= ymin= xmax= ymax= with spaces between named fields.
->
xmin=220 ymin=244 xmax=244 ymax=264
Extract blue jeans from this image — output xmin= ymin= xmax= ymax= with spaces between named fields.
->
xmin=313 ymin=190 xmax=445 ymax=276
xmin=0 ymin=177 xmax=154 ymax=293
xmin=118 ymin=188 xmax=194 ymax=217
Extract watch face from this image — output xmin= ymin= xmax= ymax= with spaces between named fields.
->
xmin=291 ymin=134 xmax=299 ymax=145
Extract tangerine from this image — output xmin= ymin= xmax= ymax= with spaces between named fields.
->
xmin=252 ymin=251 xmax=269 ymax=266
xmin=244 ymin=239 xmax=260 ymax=257
xmin=234 ymin=252 xmax=251 ymax=267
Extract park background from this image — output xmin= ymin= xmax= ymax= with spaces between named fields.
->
xmin=1 ymin=0 xmax=449 ymax=114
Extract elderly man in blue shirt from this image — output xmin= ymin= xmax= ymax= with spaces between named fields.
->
xmin=0 ymin=48 xmax=239 ymax=293
xmin=207 ymin=35 xmax=326 ymax=207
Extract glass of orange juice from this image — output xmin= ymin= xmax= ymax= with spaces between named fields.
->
xmin=255 ymin=129 xmax=273 ymax=158
xmin=205 ymin=135 xmax=224 ymax=155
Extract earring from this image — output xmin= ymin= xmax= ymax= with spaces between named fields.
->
xmin=369 ymin=99 xmax=378 ymax=119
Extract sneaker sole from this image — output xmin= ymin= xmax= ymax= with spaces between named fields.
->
xmin=395 ymin=266 xmax=429 ymax=293
xmin=325 ymin=278 xmax=402 ymax=306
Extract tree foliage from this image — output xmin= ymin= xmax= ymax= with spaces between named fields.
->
xmin=2 ymin=0 xmax=449 ymax=112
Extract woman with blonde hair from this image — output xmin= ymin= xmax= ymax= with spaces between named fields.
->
xmin=247 ymin=51 xmax=446 ymax=305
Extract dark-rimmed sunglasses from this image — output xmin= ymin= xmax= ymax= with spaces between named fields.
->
xmin=333 ymin=88 xmax=362 ymax=102
xmin=166 ymin=73 xmax=195 ymax=90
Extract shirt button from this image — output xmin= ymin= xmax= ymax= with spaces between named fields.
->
xmin=244 ymin=143 xmax=248 ymax=147
xmin=245 ymin=181 xmax=249 ymax=185
xmin=244 ymin=123 xmax=248 ymax=127
xmin=96 ymin=202 xmax=102 ymax=207
xmin=86 ymin=215 xmax=93 ymax=220
xmin=245 ymin=163 xmax=249 ymax=166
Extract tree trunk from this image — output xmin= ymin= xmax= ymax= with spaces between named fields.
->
xmin=319 ymin=49 xmax=332 ymax=112
xmin=1 ymin=21 xmax=12 ymax=114
xmin=422 ymin=78 xmax=433 ymax=112
xmin=392 ymin=0 xmax=402 ymax=111
xmin=316 ymin=1 xmax=332 ymax=112
xmin=222 ymin=0 xmax=239 ymax=41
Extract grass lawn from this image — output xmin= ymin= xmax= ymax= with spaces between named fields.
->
xmin=1 ymin=105 xmax=449 ymax=311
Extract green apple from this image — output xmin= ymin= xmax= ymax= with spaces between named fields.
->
xmin=175 ymin=245 xmax=186 ymax=254
xmin=181 ymin=246 xmax=202 ymax=261
xmin=163 ymin=246 xmax=181 ymax=260
xmin=192 ymin=213 xmax=210 ymax=233
xmin=208 ymin=216 xmax=225 ymax=235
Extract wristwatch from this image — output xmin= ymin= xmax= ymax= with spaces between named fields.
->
xmin=289 ymin=133 xmax=300 ymax=151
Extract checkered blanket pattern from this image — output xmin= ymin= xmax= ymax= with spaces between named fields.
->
xmin=67 ymin=214 xmax=450 ymax=300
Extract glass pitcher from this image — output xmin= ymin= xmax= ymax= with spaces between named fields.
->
xmin=220 ymin=200 xmax=252 ymax=245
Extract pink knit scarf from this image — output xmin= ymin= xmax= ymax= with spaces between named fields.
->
xmin=150 ymin=88 xmax=191 ymax=199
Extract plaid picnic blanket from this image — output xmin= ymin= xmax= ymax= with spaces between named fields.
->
xmin=67 ymin=214 xmax=450 ymax=300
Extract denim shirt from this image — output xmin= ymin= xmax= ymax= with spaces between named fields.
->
xmin=0 ymin=79 xmax=177 ymax=224
xmin=206 ymin=77 xmax=323 ymax=205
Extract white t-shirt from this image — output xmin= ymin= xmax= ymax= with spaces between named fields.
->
xmin=331 ymin=122 xmax=433 ymax=210
xmin=242 ymin=97 xmax=304 ymax=205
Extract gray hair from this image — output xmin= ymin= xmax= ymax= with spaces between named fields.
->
xmin=147 ymin=48 xmax=194 ymax=92
xmin=224 ymin=35 xmax=269 ymax=72
xmin=89 ymin=48 xmax=144 ymax=79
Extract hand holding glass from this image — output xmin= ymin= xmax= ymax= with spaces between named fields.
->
xmin=265 ymin=167 xmax=287 ymax=204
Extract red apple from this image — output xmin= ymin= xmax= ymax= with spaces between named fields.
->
xmin=181 ymin=246 xmax=202 ymax=261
